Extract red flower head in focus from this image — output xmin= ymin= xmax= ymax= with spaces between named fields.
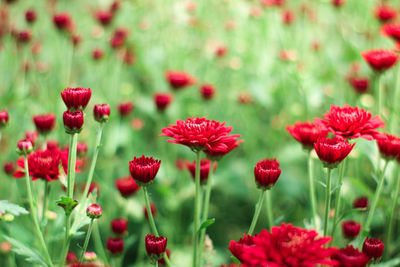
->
xmin=314 ymin=137 xmax=355 ymax=169
xmin=61 ymin=87 xmax=92 ymax=111
xmin=233 ymin=223 xmax=338 ymax=266
xmin=361 ymin=49 xmax=398 ymax=72
xmin=165 ymin=70 xmax=196 ymax=90
xmin=186 ymin=159 xmax=217 ymax=185
xmin=199 ymin=84 xmax=216 ymax=100
xmin=286 ymin=121 xmax=328 ymax=150
xmin=374 ymin=5 xmax=398 ymax=23
xmin=115 ymin=176 xmax=140 ymax=197
xmin=362 ymin=237 xmax=384 ymax=260
xmin=154 ymin=92 xmax=173 ymax=112
xmin=316 ymin=105 xmax=385 ymax=140
xmin=228 ymin=234 xmax=255 ymax=262
xmin=118 ymin=101 xmax=134 ymax=117
xmin=376 ymin=133 xmax=400 ymax=160
xmin=380 ymin=24 xmax=400 ymax=42
xmin=254 ymin=158 xmax=281 ymax=190
xmin=129 ymin=155 xmax=161 ymax=185
xmin=93 ymin=104 xmax=110 ymax=123
xmin=63 ymin=110 xmax=84 ymax=134
xmin=341 ymin=220 xmax=361 ymax=240
xmin=145 ymin=234 xmax=167 ymax=260
xmin=348 ymin=76 xmax=370 ymax=94
xmin=333 ymin=245 xmax=369 ymax=267
xmin=32 ymin=113 xmax=56 ymax=134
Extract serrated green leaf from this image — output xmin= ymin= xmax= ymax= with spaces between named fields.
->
xmin=4 ymin=236 xmax=48 ymax=267
xmin=0 ymin=200 xmax=29 ymax=216
xmin=56 ymin=197 xmax=78 ymax=216
xmin=198 ymin=218 xmax=215 ymax=232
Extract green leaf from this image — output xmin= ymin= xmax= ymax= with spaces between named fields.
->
xmin=371 ymin=258 xmax=400 ymax=267
xmin=198 ymin=218 xmax=215 ymax=232
xmin=230 ymin=255 xmax=240 ymax=264
xmin=56 ymin=197 xmax=78 ymax=216
xmin=0 ymin=200 xmax=29 ymax=216
xmin=4 ymin=236 xmax=48 ymax=267
xmin=70 ymin=192 xmax=96 ymax=235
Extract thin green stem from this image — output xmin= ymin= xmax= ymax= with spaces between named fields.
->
xmin=331 ymin=159 xmax=347 ymax=236
xmin=385 ymin=168 xmax=400 ymax=259
xmin=23 ymin=157 xmax=54 ymax=267
xmin=59 ymin=215 xmax=71 ymax=265
xmin=377 ymin=74 xmax=383 ymax=116
xmin=389 ymin=64 xmax=400 ymax=132
xmin=248 ymin=190 xmax=266 ymax=235
xmin=41 ymin=180 xmax=49 ymax=222
xmin=192 ymin=151 xmax=201 ymax=267
xmin=79 ymin=219 xmax=94 ymax=262
xmin=67 ymin=133 xmax=78 ymax=198
xmin=307 ymin=152 xmax=318 ymax=230
xmin=266 ymin=190 xmax=273 ymax=228
xmin=93 ymin=223 xmax=110 ymax=265
xmin=323 ymin=168 xmax=332 ymax=236
xmin=364 ymin=161 xmax=389 ymax=236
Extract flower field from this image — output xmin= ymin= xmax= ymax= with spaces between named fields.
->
xmin=1 ymin=0 xmax=400 ymax=266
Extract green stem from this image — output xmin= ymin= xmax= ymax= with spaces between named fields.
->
xmin=377 ymin=74 xmax=383 ymax=116
xmin=41 ymin=180 xmax=49 ymax=222
xmin=389 ymin=64 xmax=400 ymax=132
xmin=79 ymin=219 xmax=94 ymax=262
xmin=67 ymin=133 xmax=78 ymax=198
xmin=248 ymin=190 xmax=266 ymax=235
xmin=266 ymin=190 xmax=273 ymax=228
xmin=93 ymin=223 xmax=109 ymax=265
xmin=385 ymin=168 xmax=400 ymax=259
xmin=59 ymin=215 xmax=71 ymax=265
xmin=364 ymin=161 xmax=389 ymax=236
xmin=307 ymin=152 xmax=318 ymax=230
xmin=192 ymin=151 xmax=201 ymax=267
xmin=23 ymin=157 xmax=54 ymax=267
xmin=331 ymin=159 xmax=347 ymax=236
xmin=323 ymin=168 xmax=332 ymax=236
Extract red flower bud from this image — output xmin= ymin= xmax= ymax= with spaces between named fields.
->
xmin=332 ymin=0 xmax=345 ymax=7
xmin=76 ymin=142 xmax=88 ymax=157
xmin=25 ymin=9 xmax=37 ymax=23
xmin=92 ymin=48 xmax=105 ymax=61
xmin=111 ymin=218 xmax=128 ymax=235
xmin=145 ymin=234 xmax=167 ymax=260
xmin=53 ymin=13 xmax=72 ymax=31
xmin=17 ymin=139 xmax=33 ymax=155
xmin=115 ymin=176 xmax=140 ymax=198
xmin=118 ymin=101 xmax=134 ymax=117
xmin=348 ymin=76 xmax=369 ymax=94
xmin=186 ymin=159 xmax=216 ymax=184
xmin=314 ymin=137 xmax=355 ymax=169
xmin=353 ymin=196 xmax=368 ymax=210
xmin=375 ymin=5 xmax=397 ymax=23
xmin=362 ymin=237 xmax=384 ymax=260
xmin=3 ymin=161 xmax=15 ymax=176
xmin=129 ymin=155 xmax=161 ymax=185
xmin=63 ymin=110 xmax=84 ymax=134
xmin=0 ymin=110 xmax=9 ymax=128
xmin=95 ymin=10 xmax=113 ymax=26
xmin=154 ymin=93 xmax=173 ymax=112
xmin=93 ymin=104 xmax=110 ymax=123
xmin=46 ymin=140 xmax=59 ymax=151
xmin=199 ymin=84 xmax=216 ymax=100
xmin=165 ymin=70 xmax=196 ymax=90
xmin=32 ymin=114 xmax=56 ymax=134
xmin=66 ymin=251 xmax=78 ymax=264
xmin=254 ymin=158 xmax=281 ymax=190
xmin=61 ymin=87 xmax=92 ymax=111
xmin=86 ymin=204 xmax=102 ymax=219
xmin=341 ymin=220 xmax=361 ymax=240
xmin=376 ymin=133 xmax=400 ymax=160
xmin=106 ymin=237 xmax=124 ymax=255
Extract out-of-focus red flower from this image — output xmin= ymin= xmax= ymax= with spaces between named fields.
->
xmin=76 ymin=142 xmax=88 ymax=157
xmin=376 ymin=133 xmax=400 ymax=160
xmin=122 ymin=48 xmax=135 ymax=65
xmin=129 ymin=155 xmax=161 ymax=185
xmin=361 ymin=49 xmax=398 ymax=72
xmin=238 ymin=92 xmax=252 ymax=104
xmin=353 ymin=196 xmax=368 ymax=210
xmin=115 ymin=176 xmax=140 ymax=197
xmin=92 ymin=48 xmax=105 ymax=61
xmin=143 ymin=203 xmax=157 ymax=219
xmin=332 ymin=0 xmax=345 ymax=7
xmin=110 ymin=1 xmax=121 ymax=13
xmin=25 ymin=131 xmax=38 ymax=146
xmin=145 ymin=234 xmax=167 ymax=260
xmin=215 ymin=46 xmax=227 ymax=57
xmin=0 ymin=110 xmax=9 ymax=128
xmin=254 ymin=158 xmax=281 ymax=190
xmin=3 ymin=161 xmax=15 ymax=176
xmin=199 ymin=84 xmax=216 ymax=100
xmin=17 ymin=30 xmax=31 ymax=44
xmin=348 ymin=76 xmax=369 ymax=94
xmin=118 ymin=101 xmax=134 ymax=117
xmin=282 ymin=10 xmax=295 ymax=25
xmin=66 ymin=251 xmax=78 ymax=264
xmin=32 ymin=114 xmax=56 ymax=134
xmin=46 ymin=140 xmax=59 ymax=151
xmin=93 ymin=104 xmax=110 ymax=123
xmin=261 ymin=0 xmax=285 ymax=7
xmin=374 ymin=5 xmax=398 ymax=23
xmin=165 ymin=70 xmax=196 ymax=90
xmin=279 ymin=49 xmax=297 ymax=61
xmin=81 ymin=182 xmax=100 ymax=196
xmin=106 ymin=237 xmax=124 ymax=255
xmin=231 ymin=223 xmax=338 ymax=266
xmin=25 ymin=9 xmax=37 ymax=23
xmin=71 ymin=34 xmax=81 ymax=47
xmin=63 ymin=110 xmax=84 ymax=134
xmin=286 ymin=121 xmax=328 ymax=149
xmin=154 ymin=92 xmax=173 ymax=112
xmin=186 ymin=159 xmax=216 ymax=184
xmin=95 ymin=10 xmax=113 ymax=26
xmin=316 ymin=105 xmax=385 ymax=140
xmin=314 ymin=137 xmax=355 ymax=169
xmin=60 ymin=148 xmax=82 ymax=175
xmin=175 ymin=158 xmax=187 ymax=171
xmin=110 ymin=27 xmax=129 ymax=49
xmin=333 ymin=245 xmax=369 ymax=267
xmin=111 ymin=218 xmax=128 ymax=235
xmin=53 ymin=13 xmax=72 ymax=31
xmin=61 ymin=87 xmax=92 ymax=111
xmin=380 ymin=24 xmax=400 ymax=42
xmin=341 ymin=220 xmax=361 ymax=240
xmin=362 ymin=237 xmax=384 ymax=260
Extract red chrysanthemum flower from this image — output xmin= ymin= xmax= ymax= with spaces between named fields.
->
xmin=333 ymin=245 xmax=369 ymax=267
xmin=186 ymin=159 xmax=217 ymax=184
xmin=63 ymin=110 xmax=84 ymax=134
xmin=165 ymin=70 xmax=196 ymax=90
xmin=376 ymin=133 xmax=400 ymax=160
xmin=374 ymin=5 xmax=398 ymax=23
xmin=111 ymin=218 xmax=128 ymax=235
xmin=106 ymin=237 xmax=124 ymax=255
xmin=154 ymin=92 xmax=173 ymax=112
xmin=286 ymin=121 xmax=328 ymax=149
xmin=199 ymin=84 xmax=216 ymax=100
xmin=61 ymin=88 xmax=92 ymax=111
xmin=348 ymin=76 xmax=369 ymax=94
xmin=129 ymin=155 xmax=161 ymax=185
xmin=115 ymin=176 xmax=140 ymax=197
xmin=254 ymin=158 xmax=281 ymax=190
xmin=362 ymin=237 xmax=384 ymax=260
xmin=341 ymin=220 xmax=361 ymax=240
xmin=380 ymin=24 xmax=400 ymax=42
xmin=14 ymin=149 xmax=61 ymax=181
xmin=233 ymin=223 xmax=338 ymax=266
xmin=3 ymin=161 xmax=15 ymax=176
xmin=25 ymin=9 xmax=37 ymax=23
xmin=314 ymin=137 xmax=355 ymax=169
xmin=316 ymin=105 xmax=384 ymax=140
xmin=204 ymin=134 xmax=243 ymax=159
xmin=145 ymin=234 xmax=167 ymax=260
xmin=95 ymin=10 xmax=113 ymax=26
xmin=93 ymin=104 xmax=110 ymax=123
xmin=118 ymin=101 xmax=134 ymax=117
xmin=361 ymin=49 xmax=398 ymax=72
xmin=228 ymin=234 xmax=255 ymax=262
xmin=353 ymin=196 xmax=368 ymax=210
xmin=32 ymin=114 xmax=56 ymax=134
xmin=53 ymin=13 xmax=72 ymax=31
xmin=92 ymin=48 xmax=105 ymax=61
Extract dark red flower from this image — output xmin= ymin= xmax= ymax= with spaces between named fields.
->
xmin=53 ymin=13 xmax=72 ymax=31
xmin=154 ymin=92 xmax=173 ymax=112
xmin=374 ymin=5 xmax=397 ymax=23
xmin=25 ymin=9 xmax=37 ymax=23
xmin=332 ymin=0 xmax=345 ymax=7
xmin=3 ymin=161 xmax=15 ymax=176
xmin=333 ymin=245 xmax=369 ymax=267
xmin=46 ymin=140 xmax=59 ymax=151
xmin=376 ymin=133 xmax=400 ymax=160
xmin=353 ymin=196 xmax=368 ymax=210
xmin=111 ymin=218 xmax=128 ymax=235
xmin=110 ymin=1 xmax=121 ymax=13
xmin=61 ymin=88 xmax=92 ymax=111
xmin=118 ymin=101 xmax=134 ymax=117
xmin=144 ymin=203 xmax=157 ymax=219
xmin=87 ymin=204 xmax=102 ymax=219
xmin=76 ymin=142 xmax=88 ymax=157
xmin=199 ymin=84 xmax=216 ymax=100
xmin=380 ymin=24 xmax=400 ymax=42
xmin=92 ymin=48 xmax=105 ymax=61
xmin=228 ymin=234 xmax=255 ymax=262
xmin=66 ymin=251 xmax=78 ymax=264
xmin=71 ymin=34 xmax=81 ymax=47
xmin=93 ymin=104 xmax=110 ymax=123
xmin=316 ymin=105 xmax=384 ymax=140
xmin=165 ymin=70 xmax=196 ymax=90
xmin=63 ymin=110 xmax=84 ymax=134
xmin=14 ymin=149 xmax=61 ymax=181
xmin=348 ymin=76 xmax=369 ymax=94
xmin=81 ymin=182 xmax=100 ymax=196
xmin=235 ymin=223 xmax=338 ymax=266
xmin=286 ymin=121 xmax=328 ymax=149
xmin=341 ymin=220 xmax=361 ymax=240
xmin=106 ymin=237 xmax=124 ymax=255
xmin=16 ymin=139 xmax=33 ymax=155
xmin=362 ymin=237 xmax=384 ymax=260
xmin=115 ymin=176 xmax=140 ymax=197
xmin=261 ymin=0 xmax=285 ymax=7
xmin=129 ymin=155 xmax=161 ymax=185
xmin=0 ymin=110 xmax=9 ymax=127
xmin=314 ymin=137 xmax=355 ymax=169
xmin=32 ymin=114 xmax=56 ymax=134
xmin=95 ymin=10 xmax=113 ymax=26
xmin=145 ymin=234 xmax=167 ymax=260
xmin=186 ymin=159 xmax=216 ymax=184
xmin=361 ymin=49 xmax=398 ymax=72
xmin=254 ymin=158 xmax=281 ymax=190
xmin=17 ymin=30 xmax=31 ymax=43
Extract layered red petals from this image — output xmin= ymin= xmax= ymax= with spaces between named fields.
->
xmin=287 ymin=121 xmax=328 ymax=149
xmin=361 ymin=49 xmax=398 ymax=72
xmin=314 ymin=137 xmax=355 ymax=168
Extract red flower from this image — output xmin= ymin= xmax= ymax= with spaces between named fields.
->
xmin=111 ymin=218 xmax=128 ymax=235
xmin=77 ymin=142 xmax=88 ymax=157
xmin=61 ymin=148 xmax=83 ymax=175
xmin=17 ymin=139 xmax=33 ymax=155
xmin=333 ymin=245 xmax=369 ymax=267
xmin=129 ymin=155 xmax=161 ymax=185
xmin=95 ymin=10 xmax=113 ymax=26
xmin=361 ymin=49 xmax=398 ymax=72
xmin=199 ymin=84 xmax=216 ymax=100
xmin=25 ymin=131 xmax=39 ymax=146
xmin=332 ymin=0 xmax=345 ymax=7
xmin=118 ymin=101 xmax=134 ymax=117
xmin=106 ymin=237 xmax=124 ymax=254
xmin=66 ymin=251 xmax=78 ymax=264
xmin=3 ymin=161 xmax=15 ymax=176
xmin=25 ymin=9 xmax=37 ymax=23
xmin=165 ymin=70 xmax=196 ymax=90
xmin=314 ymin=137 xmax=355 ymax=169
xmin=376 ymin=133 xmax=400 ymax=160
xmin=186 ymin=159 xmax=217 ymax=184
xmin=161 ymin=117 xmax=237 ymax=153
xmin=17 ymin=30 xmax=31 ymax=43
xmin=374 ymin=5 xmax=397 ymax=23
xmin=14 ymin=149 xmax=61 ymax=181
xmin=154 ymin=92 xmax=173 ymax=112
xmin=316 ymin=105 xmax=384 ymax=140
xmin=61 ymin=88 xmax=92 ymax=111
xmin=63 ymin=110 xmax=84 ymax=134
xmin=254 ymin=158 xmax=281 ymax=190
xmin=93 ymin=104 xmax=110 ymax=123
xmin=32 ymin=114 xmax=56 ymax=134
xmin=115 ymin=176 xmax=140 ymax=197
xmin=282 ymin=10 xmax=295 ymax=25
xmin=0 ymin=110 xmax=9 ymax=127
xmin=46 ymin=140 xmax=59 ymax=151
xmin=341 ymin=220 xmax=361 ymax=240
xmin=92 ymin=48 xmax=105 ymax=61
xmin=286 ymin=121 xmax=328 ymax=149
xmin=53 ymin=13 xmax=72 ymax=31
xmin=362 ymin=237 xmax=384 ymax=260
xmin=348 ymin=76 xmax=369 ymax=94
xmin=233 ymin=223 xmax=338 ymax=266
xmin=145 ymin=234 xmax=167 ymax=260
xmin=380 ymin=24 xmax=400 ymax=42
xmin=86 ymin=204 xmax=102 ymax=219
xmin=228 ymin=234 xmax=255 ymax=262
xmin=215 ymin=46 xmax=227 ymax=57
xmin=353 ymin=196 xmax=368 ymax=210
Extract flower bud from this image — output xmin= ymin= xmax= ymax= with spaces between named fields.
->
xmin=32 ymin=114 xmax=56 ymax=134
xmin=86 ymin=204 xmax=102 ymax=219
xmin=118 ymin=101 xmax=134 ymax=117
xmin=17 ymin=139 xmax=33 ymax=155
xmin=145 ymin=234 xmax=167 ymax=260
xmin=106 ymin=237 xmax=124 ymax=255
xmin=0 ymin=110 xmax=9 ymax=128
xmin=61 ymin=87 xmax=92 ymax=111
xmin=83 ymin=251 xmax=97 ymax=261
xmin=129 ymin=155 xmax=161 ymax=185
xmin=111 ymin=218 xmax=128 ymax=235
xmin=341 ymin=220 xmax=361 ymax=240
xmin=154 ymin=93 xmax=173 ymax=112
xmin=63 ymin=110 xmax=84 ymax=134
xmin=93 ymin=104 xmax=110 ymax=123
xmin=115 ymin=176 xmax=140 ymax=198
xmin=363 ymin=237 xmax=384 ymax=260
xmin=254 ymin=158 xmax=281 ymax=190
xmin=25 ymin=9 xmax=37 ymax=23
